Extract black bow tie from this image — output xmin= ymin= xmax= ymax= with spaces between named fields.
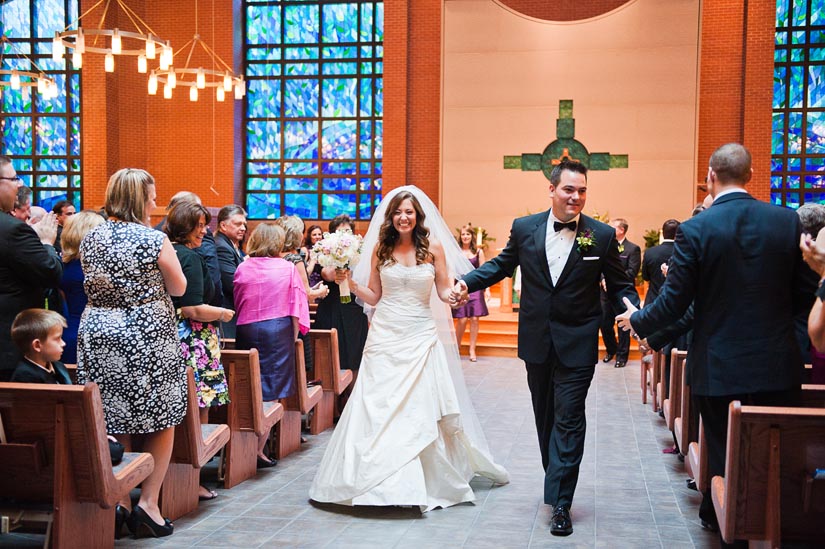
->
xmin=554 ymin=220 xmax=577 ymax=233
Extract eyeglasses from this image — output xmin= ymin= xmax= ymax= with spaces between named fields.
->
xmin=0 ymin=176 xmax=22 ymax=183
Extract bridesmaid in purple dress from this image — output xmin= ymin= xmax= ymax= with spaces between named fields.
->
xmin=452 ymin=225 xmax=489 ymax=361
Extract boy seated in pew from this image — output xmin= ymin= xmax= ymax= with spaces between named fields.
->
xmin=10 ymin=308 xmax=72 ymax=385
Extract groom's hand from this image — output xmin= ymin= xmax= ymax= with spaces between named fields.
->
xmin=449 ymin=280 xmax=469 ymax=308
xmin=615 ymin=297 xmax=638 ymax=332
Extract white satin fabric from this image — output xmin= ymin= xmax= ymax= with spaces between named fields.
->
xmin=309 ymin=262 xmax=509 ymax=512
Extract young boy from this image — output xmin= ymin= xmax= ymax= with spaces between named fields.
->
xmin=10 ymin=308 xmax=72 ymax=384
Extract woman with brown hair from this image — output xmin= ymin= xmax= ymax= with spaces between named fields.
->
xmin=451 ymin=224 xmax=490 ymax=361
xmin=78 ymin=168 xmax=187 ymax=538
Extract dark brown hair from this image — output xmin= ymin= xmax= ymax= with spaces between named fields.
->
xmin=457 ymin=224 xmax=477 ymax=254
xmin=304 ymin=224 xmax=323 ymax=249
xmin=164 ymin=201 xmax=211 ymax=245
xmin=376 ymin=191 xmax=432 ymax=267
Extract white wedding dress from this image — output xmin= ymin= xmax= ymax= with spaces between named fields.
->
xmin=309 ymin=262 xmax=509 ymax=511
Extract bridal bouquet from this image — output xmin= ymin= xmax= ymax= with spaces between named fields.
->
xmin=311 ymin=229 xmax=363 ymax=303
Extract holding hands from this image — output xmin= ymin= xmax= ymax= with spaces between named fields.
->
xmin=615 ymin=296 xmax=638 ymax=333
xmin=450 ymin=280 xmax=469 ymax=308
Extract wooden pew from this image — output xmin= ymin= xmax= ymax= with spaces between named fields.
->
xmin=0 ymin=383 xmax=154 ymax=549
xmin=672 ymin=350 xmax=694 ymax=456
xmin=655 ymin=350 xmax=666 ymax=412
xmin=641 ymin=350 xmax=657 ymax=406
xmin=664 ymin=349 xmax=688 ymax=432
xmin=277 ymin=339 xmax=323 ymax=459
xmin=711 ymin=402 xmax=825 ymax=546
xmin=159 ymin=369 xmax=230 ymax=520
xmin=217 ymin=349 xmax=284 ymax=489
xmin=309 ymin=328 xmax=354 ymax=434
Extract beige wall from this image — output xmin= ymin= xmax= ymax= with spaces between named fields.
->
xmin=441 ymin=0 xmax=701 ymax=250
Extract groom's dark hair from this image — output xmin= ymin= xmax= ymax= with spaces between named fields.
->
xmin=549 ymin=160 xmax=587 ymax=186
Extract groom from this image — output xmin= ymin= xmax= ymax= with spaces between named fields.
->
xmin=452 ymin=160 xmax=639 ymax=535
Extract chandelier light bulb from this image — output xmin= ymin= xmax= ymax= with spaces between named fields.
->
xmin=196 ymin=68 xmax=205 ymax=89
xmin=21 ymin=86 xmax=29 ymax=100
xmin=137 ymin=54 xmax=147 ymax=74
xmin=47 ymin=81 xmax=58 ymax=100
xmin=145 ymin=39 xmax=156 ymax=60
xmin=223 ymin=72 xmax=232 ymax=92
xmin=10 ymin=71 xmax=20 ymax=90
xmin=148 ymin=71 xmax=158 ymax=95
xmin=72 ymin=50 xmax=82 ymax=69
xmin=216 ymin=86 xmax=225 ymax=102
xmin=163 ymin=83 xmax=172 ymax=99
xmin=75 ymin=28 xmax=85 ymax=54
xmin=104 ymin=53 xmax=115 ymax=72
xmin=52 ymin=34 xmax=65 ymax=62
xmin=168 ymin=71 xmax=177 ymax=89
xmin=37 ymin=76 xmax=47 ymax=95
xmin=189 ymin=86 xmax=198 ymax=101
xmin=111 ymin=29 xmax=122 ymax=55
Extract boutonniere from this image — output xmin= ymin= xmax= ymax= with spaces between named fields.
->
xmin=576 ymin=229 xmax=596 ymax=253
xmin=618 ymin=243 xmax=625 ymax=253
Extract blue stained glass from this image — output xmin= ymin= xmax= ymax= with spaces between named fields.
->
xmin=777 ymin=0 xmax=789 ymax=27
xmin=771 ymin=192 xmax=783 ymax=206
xmin=374 ymin=121 xmax=383 ymax=158
xmin=773 ymin=113 xmax=785 ymax=154
xmin=359 ymin=178 xmax=370 ymax=191
xmin=34 ymin=0 xmax=63 ymax=38
xmin=375 ymin=3 xmax=384 ymax=41
xmin=247 ymin=193 xmax=281 ymax=219
xmin=285 ymin=5 xmax=319 ymax=44
xmin=812 ymin=48 xmax=825 ymax=61
xmin=284 ymin=121 xmax=319 ymax=159
xmin=777 ymin=32 xmax=788 ymax=45
xmin=15 ymin=159 xmax=32 ymax=171
xmin=323 ymin=178 xmax=356 ymax=191
xmin=71 ymin=176 xmax=80 ymax=189
xmin=323 ymin=4 xmax=358 ymax=43
xmin=375 ymin=162 xmax=382 ymax=175
xmin=322 ymin=193 xmax=357 ymax=218
xmin=248 ymin=162 xmax=281 ymax=175
xmin=792 ymin=48 xmax=804 ymax=61
xmin=36 ymin=190 xmax=67 ymax=211
xmin=322 ymin=162 xmax=356 ymax=174
xmin=359 ymin=162 xmax=370 ymax=174
xmin=247 ymin=5 xmax=281 ymax=45
xmin=37 ymin=158 xmax=68 ymax=171
xmin=248 ymin=79 xmax=281 ymax=118
xmin=286 ymin=178 xmax=318 ymax=191
xmin=790 ymin=65 xmax=804 ymax=107
xmin=375 ymin=78 xmax=383 ymax=116
xmin=70 ymin=117 xmax=80 ymax=156
xmin=361 ymin=3 xmax=374 ymax=42
xmin=285 ymin=79 xmax=319 ymax=117
xmin=247 ymin=121 xmax=281 ymax=159
xmin=322 ymin=78 xmax=357 ymax=117
xmin=360 ymin=62 xmax=372 ymax=74
xmin=813 ymin=0 xmax=824 ymax=25
xmin=374 ymin=61 xmax=383 ymax=74
xmin=805 ymin=192 xmax=825 ymax=203
xmin=37 ymin=74 xmax=67 ymax=113
xmin=2 ymin=117 xmax=32 ymax=155
xmin=790 ymin=158 xmax=802 ymax=172
xmin=3 ymin=56 xmax=33 ymax=72
xmin=793 ymin=0 xmax=806 ymax=26
xmin=285 ymin=193 xmax=318 ymax=218
xmin=361 ymin=46 xmax=373 ymax=57
xmin=358 ymin=194 xmax=373 ymax=219
xmin=807 ymin=157 xmax=825 ymax=171
xmin=285 ymin=162 xmax=317 ymax=175
xmin=812 ymin=30 xmax=825 ymax=43
xmin=772 ymin=158 xmax=784 ymax=172
xmin=788 ymin=192 xmax=801 ymax=209
xmin=285 ymin=47 xmax=319 ymax=60
xmin=359 ymin=120 xmax=372 ymax=158
xmin=806 ymin=175 xmax=825 ymax=188
xmin=807 ymin=112 xmax=825 ymax=153
xmin=376 ymin=46 xmax=383 ymax=57
xmin=809 ymin=65 xmax=825 ymax=107
xmin=322 ymin=120 xmax=356 ymax=159
xmin=285 ymin=63 xmax=319 ymax=76
xmin=71 ymin=159 xmax=79 ymax=171
xmin=323 ymin=62 xmax=357 ymax=75
xmin=2 ymin=87 xmax=32 ymax=113
xmin=247 ymin=48 xmax=280 ymax=61
xmin=775 ymin=49 xmax=787 ymax=62
xmin=789 ymin=175 xmax=801 ymax=188
xmin=360 ymin=78 xmax=372 ymax=116
xmin=792 ymin=31 xmax=806 ymax=44
xmin=70 ymin=74 xmax=80 ymax=113
xmin=771 ymin=176 xmax=783 ymax=189
xmin=248 ymin=63 xmax=282 ymax=77
xmin=36 ymin=117 xmax=67 ymax=155
xmin=36 ymin=174 xmax=68 ymax=188
xmin=1 ymin=0 xmax=31 ymax=38
xmin=247 ymin=178 xmax=281 ymax=191
xmin=323 ymin=46 xmax=358 ymax=59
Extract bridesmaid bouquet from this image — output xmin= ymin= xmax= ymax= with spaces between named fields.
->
xmin=311 ymin=229 xmax=363 ymax=303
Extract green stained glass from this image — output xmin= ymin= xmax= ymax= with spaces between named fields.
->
xmin=776 ymin=49 xmax=788 ymax=62
xmin=247 ymin=48 xmax=280 ymax=61
xmin=777 ymin=1 xmax=789 ymax=28
xmin=771 ymin=192 xmax=784 ymax=206
xmin=285 ymin=193 xmax=318 ymax=218
xmin=812 ymin=30 xmax=825 ymax=43
xmin=361 ymin=4 xmax=374 ymax=42
xmin=71 ymin=176 xmax=80 ymax=189
xmin=792 ymin=48 xmax=805 ymax=61
xmin=813 ymin=0 xmax=825 ymax=24
xmin=322 ymin=120 xmax=356 ymax=159
xmin=807 ymin=157 xmax=825 ymax=171
xmin=773 ymin=113 xmax=785 ymax=154
xmin=3 ymin=117 xmax=33 ymax=155
xmin=360 ymin=78 xmax=372 ymax=116
xmin=322 ymin=193 xmax=357 ymax=218
xmin=247 ymin=121 xmax=281 ymax=159
xmin=285 ymin=5 xmax=319 ymax=44
xmin=777 ymin=31 xmax=788 ymax=45
xmin=792 ymin=31 xmax=806 ymax=44
xmin=248 ymin=63 xmax=281 ymax=77
xmin=2 ymin=87 xmax=32 ymax=113
xmin=36 ymin=117 xmax=67 ymax=155
xmin=361 ymin=62 xmax=372 ymax=74
xmin=247 ymin=193 xmax=281 ymax=219
xmin=70 ymin=74 xmax=80 ymax=113
xmin=788 ymin=192 xmax=801 ymax=208
xmin=789 ymin=158 xmax=802 ymax=172
xmin=285 ymin=80 xmax=319 ymax=117
xmin=807 ymin=111 xmax=825 ymax=153
xmin=37 ymin=158 xmax=68 ymax=171
xmin=1 ymin=0 xmax=31 ymax=38
xmin=810 ymin=65 xmax=825 ymax=107
xmin=322 ymin=78 xmax=357 ymax=117
xmin=812 ymin=48 xmax=825 ymax=61
xmin=247 ymin=178 xmax=281 ymax=191
xmin=285 ymin=178 xmax=318 ymax=191
xmin=375 ymin=77 xmax=383 ymax=115
xmin=248 ymin=79 xmax=281 ymax=118
xmin=323 ymin=4 xmax=358 ymax=43
xmin=36 ymin=174 xmax=68 ymax=188
xmin=772 ymin=158 xmax=784 ymax=172
xmin=792 ymin=0 xmax=807 ymax=26
xmin=285 ymin=63 xmax=319 ymax=76
xmin=284 ymin=121 xmax=319 ymax=159
xmin=37 ymin=73 xmax=67 ymax=114
xmin=358 ymin=193 xmax=373 ymax=218
xmin=323 ymin=46 xmax=358 ymax=59
xmin=375 ymin=3 xmax=384 ymax=41
xmin=323 ymin=62 xmax=357 ymax=75
xmin=247 ymin=4 xmax=280 ymax=45
xmin=790 ymin=65 xmax=805 ymax=107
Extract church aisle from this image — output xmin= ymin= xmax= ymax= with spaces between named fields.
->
xmin=3 ymin=357 xmax=719 ymax=548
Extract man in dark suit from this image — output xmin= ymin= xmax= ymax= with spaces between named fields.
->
xmin=617 ymin=143 xmax=816 ymax=537
xmin=0 ymin=156 xmax=63 ymax=381
xmin=453 ymin=160 xmax=639 ymax=536
xmin=214 ymin=205 xmax=247 ymax=338
xmin=641 ymin=219 xmax=679 ymax=305
xmin=599 ymin=218 xmax=640 ymax=368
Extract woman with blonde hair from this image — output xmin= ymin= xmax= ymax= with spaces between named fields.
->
xmin=234 ymin=223 xmax=310 ymax=466
xmin=59 ymin=210 xmax=105 ymax=364
xmin=78 ymin=168 xmax=187 ymax=538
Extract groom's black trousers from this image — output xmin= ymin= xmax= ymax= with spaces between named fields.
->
xmin=525 ymin=347 xmax=595 ymax=509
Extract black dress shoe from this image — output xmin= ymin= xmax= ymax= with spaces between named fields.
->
xmin=550 ymin=505 xmax=573 ymax=536
xmin=602 ymin=353 xmax=615 ymax=363
xmin=257 ymin=455 xmax=277 ymax=468
xmin=614 ymin=360 xmax=627 ymax=368
xmin=114 ymin=505 xmax=130 ymax=539
xmin=127 ymin=505 xmax=173 ymax=538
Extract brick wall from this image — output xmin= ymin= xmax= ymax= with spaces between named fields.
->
xmin=497 ymin=0 xmax=631 ymax=21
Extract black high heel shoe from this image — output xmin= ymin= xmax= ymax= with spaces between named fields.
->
xmin=114 ymin=505 xmax=130 ymax=539
xmin=127 ymin=505 xmax=174 ymax=538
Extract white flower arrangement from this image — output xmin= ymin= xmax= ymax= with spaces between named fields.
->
xmin=310 ymin=228 xmax=363 ymax=303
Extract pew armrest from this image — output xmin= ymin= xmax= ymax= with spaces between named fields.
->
xmin=109 ymin=451 xmax=154 ymax=507
xmin=198 ymin=424 xmax=230 ymax=468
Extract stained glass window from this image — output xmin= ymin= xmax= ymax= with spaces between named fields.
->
xmin=772 ymin=0 xmax=825 ymax=208
xmin=244 ymin=1 xmax=383 ymax=220
xmin=0 ymin=0 xmax=81 ymax=212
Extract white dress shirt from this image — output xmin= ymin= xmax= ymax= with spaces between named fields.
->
xmin=545 ymin=211 xmax=580 ymax=285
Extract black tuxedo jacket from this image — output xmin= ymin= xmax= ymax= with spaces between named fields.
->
xmin=215 ymin=231 xmax=244 ymax=310
xmin=10 ymin=359 xmax=72 ymax=385
xmin=617 ymin=239 xmax=641 ymax=282
xmin=463 ymin=211 xmax=639 ymax=367
xmin=631 ymin=192 xmax=816 ymax=396
xmin=0 ymin=214 xmax=63 ymax=378
xmin=641 ymin=241 xmax=674 ymax=304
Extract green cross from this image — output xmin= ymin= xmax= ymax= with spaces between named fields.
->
xmin=503 ymin=100 xmax=628 ymax=180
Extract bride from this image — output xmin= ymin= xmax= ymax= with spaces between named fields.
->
xmin=309 ymin=186 xmax=509 ymax=512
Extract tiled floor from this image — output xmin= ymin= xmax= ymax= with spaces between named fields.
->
xmin=1 ymin=357 xmax=720 ymax=548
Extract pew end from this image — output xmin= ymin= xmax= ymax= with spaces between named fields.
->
xmin=309 ymin=328 xmax=354 ymax=434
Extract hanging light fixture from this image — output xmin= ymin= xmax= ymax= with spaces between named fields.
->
xmin=152 ymin=0 xmax=244 ymax=102
xmin=0 ymin=36 xmax=58 ymax=100
xmin=52 ymin=0 xmax=172 ymax=77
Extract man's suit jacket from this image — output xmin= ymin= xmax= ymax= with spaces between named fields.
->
xmin=618 ymin=239 xmax=641 ymax=283
xmin=641 ymin=241 xmax=674 ymax=304
xmin=215 ymin=231 xmax=244 ymax=310
xmin=10 ymin=359 xmax=72 ymax=384
xmin=463 ymin=211 xmax=639 ymax=367
xmin=0 ymin=214 xmax=63 ymax=378
xmin=631 ymin=192 xmax=816 ymax=396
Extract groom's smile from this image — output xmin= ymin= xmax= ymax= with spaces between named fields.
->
xmin=549 ymin=170 xmax=587 ymax=222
